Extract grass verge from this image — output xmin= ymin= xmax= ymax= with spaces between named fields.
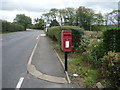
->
xmin=68 ymin=55 xmax=99 ymax=88
xmin=47 ymin=30 xmax=120 ymax=88
xmin=47 ymin=36 xmax=99 ymax=88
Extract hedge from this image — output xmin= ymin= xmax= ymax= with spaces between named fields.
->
xmin=91 ymin=25 xmax=105 ymax=31
xmin=101 ymin=51 xmax=120 ymax=87
xmin=47 ymin=26 xmax=84 ymax=51
xmin=2 ymin=20 xmax=25 ymax=32
xmin=103 ymin=27 xmax=120 ymax=52
xmin=85 ymin=27 xmax=120 ymax=67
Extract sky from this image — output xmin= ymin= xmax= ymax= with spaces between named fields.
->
xmin=0 ymin=0 xmax=119 ymax=23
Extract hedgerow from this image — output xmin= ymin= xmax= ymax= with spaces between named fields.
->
xmin=47 ymin=26 xmax=84 ymax=52
xmin=103 ymin=27 xmax=120 ymax=52
xmin=86 ymin=27 xmax=120 ymax=67
xmin=2 ymin=20 xmax=25 ymax=32
xmin=101 ymin=51 xmax=120 ymax=87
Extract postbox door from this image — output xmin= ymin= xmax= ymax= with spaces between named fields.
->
xmin=61 ymin=30 xmax=72 ymax=52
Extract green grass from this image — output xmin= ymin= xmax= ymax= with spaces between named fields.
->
xmin=47 ymin=30 xmax=120 ymax=88
xmin=47 ymin=36 xmax=99 ymax=88
xmin=84 ymin=70 xmax=98 ymax=87
xmin=68 ymin=56 xmax=99 ymax=88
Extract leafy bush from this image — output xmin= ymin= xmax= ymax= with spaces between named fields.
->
xmin=101 ymin=51 xmax=120 ymax=87
xmin=78 ymin=38 xmax=90 ymax=53
xmin=103 ymin=27 xmax=120 ymax=52
xmin=86 ymin=38 xmax=105 ymax=67
xmin=49 ymin=19 xmax=60 ymax=27
xmin=2 ymin=20 xmax=25 ymax=32
xmin=47 ymin=26 xmax=84 ymax=52
xmin=86 ymin=27 xmax=120 ymax=67
xmin=91 ymin=25 xmax=105 ymax=31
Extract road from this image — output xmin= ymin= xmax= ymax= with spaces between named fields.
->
xmin=2 ymin=29 xmax=80 ymax=88
xmin=2 ymin=30 xmax=40 ymax=88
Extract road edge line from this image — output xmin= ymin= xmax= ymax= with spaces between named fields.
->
xmin=54 ymin=49 xmax=71 ymax=84
xmin=27 ymin=33 xmax=40 ymax=65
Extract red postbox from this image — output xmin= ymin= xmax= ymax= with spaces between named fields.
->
xmin=61 ymin=30 xmax=72 ymax=52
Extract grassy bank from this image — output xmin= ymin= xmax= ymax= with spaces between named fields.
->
xmin=47 ymin=31 xmax=100 ymax=88
xmin=68 ymin=54 xmax=99 ymax=88
xmin=47 ymin=28 xmax=120 ymax=88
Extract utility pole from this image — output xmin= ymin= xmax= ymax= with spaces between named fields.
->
xmin=118 ymin=1 xmax=120 ymax=27
xmin=105 ymin=13 xmax=108 ymax=29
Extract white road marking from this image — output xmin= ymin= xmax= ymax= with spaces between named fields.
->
xmin=28 ymin=33 xmax=40 ymax=65
xmin=16 ymin=77 xmax=24 ymax=89
xmin=36 ymin=34 xmax=41 ymax=39
xmin=40 ymin=34 xmax=46 ymax=36
xmin=27 ymin=41 xmax=38 ymax=65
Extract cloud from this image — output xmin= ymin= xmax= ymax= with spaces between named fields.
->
xmin=0 ymin=0 xmax=119 ymax=23
xmin=85 ymin=2 xmax=118 ymax=10
xmin=1 ymin=0 xmax=119 ymax=12
xmin=85 ymin=2 xmax=118 ymax=14
xmin=0 ymin=10 xmax=43 ymax=23
xmin=1 ymin=0 xmax=66 ymax=12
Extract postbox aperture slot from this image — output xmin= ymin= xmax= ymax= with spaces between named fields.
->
xmin=64 ymin=34 xmax=71 ymax=36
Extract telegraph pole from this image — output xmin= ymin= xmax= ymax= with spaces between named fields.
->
xmin=118 ymin=1 xmax=120 ymax=27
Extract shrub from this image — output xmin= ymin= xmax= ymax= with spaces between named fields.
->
xmin=47 ymin=26 xmax=84 ymax=52
xmin=101 ymin=51 xmax=120 ymax=87
xmin=103 ymin=27 xmax=120 ymax=52
xmin=91 ymin=25 xmax=105 ymax=31
xmin=2 ymin=20 xmax=24 ymax=32
xmin=78 ymin=38 xmax=90 ymax=53
xmin=87 ymin=38 xmax=105 ymax=67
xmin=49 ymin=19 xmax=60 ymax=27
xmin=87 ymin=27 xmax=120 ymax=67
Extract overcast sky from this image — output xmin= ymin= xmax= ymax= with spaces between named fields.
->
xmin=0 ymin=0 xmax=119 ymax=23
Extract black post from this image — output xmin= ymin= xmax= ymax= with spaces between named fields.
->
xmin=65 ymin=52 xmax=68 ymax=71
